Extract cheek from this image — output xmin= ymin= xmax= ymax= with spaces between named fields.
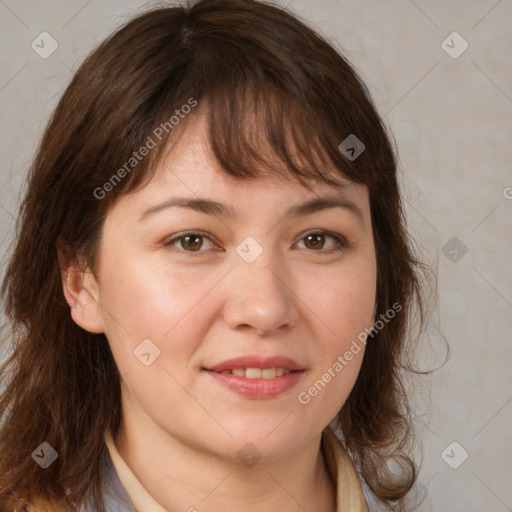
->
xmin=96 ymin=253 xmax=227 ymax=374
xmin=308 ymin=257 xmax=377 ymax=343
xmin=296 ymin=257 xmax=375 ymax=413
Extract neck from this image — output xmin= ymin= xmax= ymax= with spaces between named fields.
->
xmin=114 ymin=408 xmax=337 ymax=512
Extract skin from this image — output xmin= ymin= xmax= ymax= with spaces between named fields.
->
xmin=60 ymin=115 xmax=377 ymax=512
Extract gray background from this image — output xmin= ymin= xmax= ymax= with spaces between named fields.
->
xmin=1 ymin=0 xmax=511 ymax=510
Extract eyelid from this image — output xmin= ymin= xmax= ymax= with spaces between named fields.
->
xmin=162 ymin=229 xmax=349 ymax=255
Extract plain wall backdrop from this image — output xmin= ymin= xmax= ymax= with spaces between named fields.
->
xmin=0 ymin=1 xmax=511 ymax=510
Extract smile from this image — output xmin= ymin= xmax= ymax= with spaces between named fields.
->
xmin=213 ymin=367 xmax=293 ymax=378
xmin=204 ymin=368 xmax=305 ymax=399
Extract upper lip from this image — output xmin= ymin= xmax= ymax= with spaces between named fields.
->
xmin=205 ymin=356 xmax=305 ymax=372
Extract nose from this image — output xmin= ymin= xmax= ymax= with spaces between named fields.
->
xmin=222 ymin=251 xmax=299 ymax=336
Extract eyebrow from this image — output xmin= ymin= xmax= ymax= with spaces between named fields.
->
xmin=139 ymin=196 xmax=365 ymax=224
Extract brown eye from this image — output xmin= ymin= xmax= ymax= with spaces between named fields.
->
xmin=297 ymin=231 xmax=347 ymax=253
xmin=180 ymin=234 xmax=203 ymax=251
xmin=163 ymin=232 xmax=215 ymax=254
xmin=303 ymin=233 xmax=326 ymax=250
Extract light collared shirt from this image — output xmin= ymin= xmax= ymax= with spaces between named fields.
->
xmin=87 ymin=427 xmax=384 ymax=511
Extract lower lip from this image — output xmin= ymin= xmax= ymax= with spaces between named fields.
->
xmin=205 ymin=370 xmax=305 ymax=399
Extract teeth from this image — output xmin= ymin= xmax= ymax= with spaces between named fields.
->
xmin=261 ymin=368 xmax=276 ymax=379
xmin=219 ymin=367 xmax=292 ymax=379
xmin=245 ymin=368 xmax=262 ymax=379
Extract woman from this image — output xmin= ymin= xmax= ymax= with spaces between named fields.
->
xmin=0 ymin=0 xmax=428 ymax=510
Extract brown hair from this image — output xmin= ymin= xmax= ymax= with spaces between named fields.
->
xmin=0 ymin=0 xmax=430 ymax=510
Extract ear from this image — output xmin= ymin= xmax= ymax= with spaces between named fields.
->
xmin=57 ymin=242 xmax=104 ymax=334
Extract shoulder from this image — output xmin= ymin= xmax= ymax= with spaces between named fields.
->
xmin=322 ymin=426 xmax=391 ymax=512
xmin=77 ymin=446 xmax=136 ymax=512
xmin=359 ymin=479 xmax=390 ymax=512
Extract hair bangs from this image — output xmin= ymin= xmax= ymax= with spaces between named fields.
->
xmin=199 ymin=79 xmax=345 ymax=191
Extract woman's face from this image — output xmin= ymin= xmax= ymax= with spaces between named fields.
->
xmin=87 ymin=115 xmax=377 ymax=461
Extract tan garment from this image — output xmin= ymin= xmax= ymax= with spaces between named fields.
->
xmin=105 ymin=426 xmax=369 ymax=512
xmin=321 ymin=427 xmax=369 ymax=512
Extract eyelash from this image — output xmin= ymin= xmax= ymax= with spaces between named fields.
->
xmin=162 ymin=230 xmax=349 ymax=256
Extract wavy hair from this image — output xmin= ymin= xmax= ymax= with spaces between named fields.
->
xmin=0 ymin=1 xmax=430 ymax=510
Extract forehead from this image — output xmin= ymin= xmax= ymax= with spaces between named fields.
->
xmin=110 ymin=116 xmax=372 ymax=236
xmin=148 ymin=113 xmax=354 ymax=195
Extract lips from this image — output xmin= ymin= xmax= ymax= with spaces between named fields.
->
xmin=203 ymin=356 xmax=305 ymax=398
xmin=205 ymin=355 xmax=305 ymax=373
